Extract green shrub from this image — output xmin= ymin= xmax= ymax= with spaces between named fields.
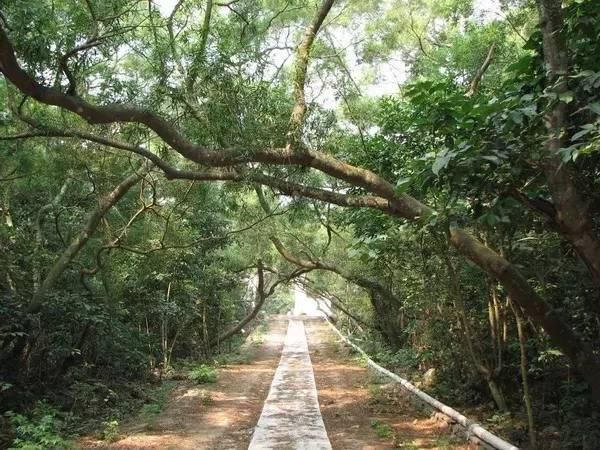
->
xmin=6 ymin=402 xmax=73 ymax=449
xmin=141 ymin=382 xmax=173 ymax=415
xmin=138 ymin=381 xmax=175 ymax=431
xmin=372 ymin=347 xmax=420 ymax=375
xmin=140 ymin=403 xmax=162 ymax=417
xmin=215 ymin=351 xmax=252 ymax=365
xmin=187 ymin=364 xmax=218 ymax=384
xmin=100 ymin=420 xmax=119 ymax=442
xmin=369 ymin=419 xmax=393 ymax=439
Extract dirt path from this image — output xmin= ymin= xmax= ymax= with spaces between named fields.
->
xmin=305 ymin=318 xmax=468 ymax=450
xmin=81 ymin=316 xmax=287 ymax=450
xmin=82 ymin=316 xmax=468 ymax=449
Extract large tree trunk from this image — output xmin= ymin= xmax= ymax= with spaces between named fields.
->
xmin=536 ymin=0 xmax=600 ymax=283
xmin=370 ymin=289 xmax=404 ymax=349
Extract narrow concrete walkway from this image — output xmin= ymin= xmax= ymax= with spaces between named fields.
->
xmin=248 ymin=319 xmax=332 ymax=450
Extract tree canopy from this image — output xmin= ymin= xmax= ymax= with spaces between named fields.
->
xmin=1 ymin=0 xmax=600 ymax=447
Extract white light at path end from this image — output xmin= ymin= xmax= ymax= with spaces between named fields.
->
xmin=293 ymin=285 xmax=323 ymax=316
xmin=292 ymin=285 xmax=333 ymax=317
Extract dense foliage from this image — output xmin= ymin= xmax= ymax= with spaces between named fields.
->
xmin=1 ymin=0 xmax=599 ymax=448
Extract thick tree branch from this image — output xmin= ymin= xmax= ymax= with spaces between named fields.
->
xmin=287 ymin=0 xmax=335 ymax=147
xmin=2 ymin=127 xmax=394 ymax=214
xmin=509 ymin=188 xmax=558 ymax=227
xmin=0 ymin=25 xmax=430 ymax=221
xmin=466 ymin=42 xmax=496 ymax=97
xmin=299 ymin=279 xmax=377 ymax=330
xmin=187 ymin=0 xmax=213 ymax=91
xmin=271 ymin=236 xmax=405 ymax=346
xmin=167 ymin=0 xmax=188 ymax=76
xmin=270 ymin=236 xmax=401 ymax=306
xmin=209 ymin=262 xmax=309 ymax=347
xmin=33 ymin=178 xmax=71 ymax=293
xmin=30 ymin=163 xmax=152 ymax=313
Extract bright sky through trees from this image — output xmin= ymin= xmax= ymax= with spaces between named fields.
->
xmin=154 ymin=0 xmax=503 ymax=106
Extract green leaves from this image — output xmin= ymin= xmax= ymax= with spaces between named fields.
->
xmin=587 ymin=102 xmax=600 ymax=115
xmin=394 ymin=177 xmax=412 ymax=194
xmin=559 ymin=91 xmax=575 ymax=104
xmin=571 ymin=123 xmax=596 ymax=141
xmin=507 ymin=54 xmax=535 ymax=75
xmin=7 ymin=402 xmax=74 ymax=450
xmin=563 ymin=121 xmax=600 ymax=161
xmin=187 ymin=364 xmax=218 ymax=384
xmin=432 ymin=149 xmax=454 ymax=176
xmin=508 ymin=110 xmax=524 ymax=125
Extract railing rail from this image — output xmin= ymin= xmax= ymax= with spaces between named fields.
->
xmin=323 ymin=318 xmax=519 ymax=450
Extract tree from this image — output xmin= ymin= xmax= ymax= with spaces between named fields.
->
xmin=1 ymin=0 xmax=600 ymax=401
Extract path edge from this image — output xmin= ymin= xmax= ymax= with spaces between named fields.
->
xmin=323 ymin=317 xmax=519 ymax=450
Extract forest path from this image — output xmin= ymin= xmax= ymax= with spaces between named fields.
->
xmin=248 ymin=319 xmax=331 ymax=449
xmin=80 ymin=316 xmax=288 ymax=450
xmin=81 ymin=316 xmax=466 ymax=449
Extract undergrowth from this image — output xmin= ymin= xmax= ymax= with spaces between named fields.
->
xmin=4 ymin=401 xmax=74 ymax=449
xmin=0 ymin=319 xmax=265 ymax=447
xmin=369 ymin=419 xmax=393 ymax=438
xmin=186 ymin=364 xmax=218 ymax=384
xmin=138 ymin=381 xmax=176 ymax=431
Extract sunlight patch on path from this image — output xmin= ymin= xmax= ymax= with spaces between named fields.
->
xmin=248 ymin=319 xmax=331 ymax=450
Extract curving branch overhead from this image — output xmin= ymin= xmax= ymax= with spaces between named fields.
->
xmin=1 ymin=0 xmax=600 ymax=401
